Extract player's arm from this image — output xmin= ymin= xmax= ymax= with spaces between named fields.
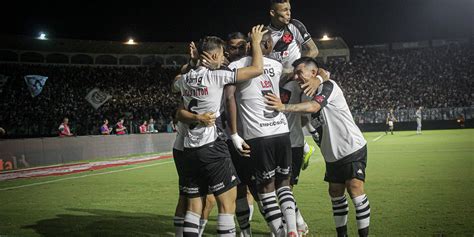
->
xmin=302 ymin=39 xmax=319 ymax=58
xmin=171 ymin=75 xmax=182 ymax=93
xmin=266 ymin=94 xmax=321 ymax=113
xmin=235 ymin=25 xmax=266 ymax=81
xmin=175 ymin=102 xmax=216 ymax=126
xmin=267 ymin=81 xmax=334 ymax=113
xmin=224 ymin=85 xmax=238 ymax=134
xmin=225 ymin=85 xmax=251 ymax=157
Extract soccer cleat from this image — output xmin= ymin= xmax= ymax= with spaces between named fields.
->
xmin=297 ymin=222 xmax=309 ymax=237
xmin=302 ymin=145 xmax=314 ymax=170
xmin=287 ymin=231 xmax=298 ymax=237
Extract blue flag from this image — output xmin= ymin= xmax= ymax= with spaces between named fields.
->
xmin=24 ymin=75 xmax=48 ymax=97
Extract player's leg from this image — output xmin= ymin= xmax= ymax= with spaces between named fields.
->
xmin=346 ymin=146 xmax=370 ymax=237
xmin=174 ymin=195 xmax=187 ymax=237
xmin=235 ymin=184 xmax=252 ymax=237
xmin=173 ymin=149 xmax=187 ymax=236
xmin=246 ymin=190 xmax=255 ymax=221
xmin=328 ymin=182 xmax=349 ymax=237
xmin=249 ymin=137 xmax=285 ymax=237
xmin=302 ymin=118 xmax=316 ymax=170
xmin=200 ymin=194 xmax=216 ymax=236
xmin=325 ymin=160 xmax=350 ymax=237
xmin=274 ymin=135 xmax=298 ymax=236
xmin=205 ymin=139 xmax=240 ymax=236
xmin=289 ymin=147 xmax=308 ymax=235
xmin=227 ymin=139 xmax=253 ymax=236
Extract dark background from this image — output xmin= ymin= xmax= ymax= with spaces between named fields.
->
xmin=2 ymin=0 xmax=473 ymax=45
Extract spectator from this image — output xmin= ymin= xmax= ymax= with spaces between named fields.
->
xmin=139 ymin=120 xmax=148 ymax=134
xmin=101 ymin=119 xmax=111 ymax=135
xmin=115 ymin=118 xmax=127 ymax=135
xmin=59 ymin=117 xmax=73 ymax=137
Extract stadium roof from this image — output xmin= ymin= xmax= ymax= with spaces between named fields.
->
xmin=0 ymin=35 xmax=187 ymax=55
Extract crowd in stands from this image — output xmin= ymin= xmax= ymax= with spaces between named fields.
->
xmin=0 ymin=64 xmax=180 ymax=137
xmin=324 ymin=43 xmax=473 ymax=112
xmin=0 ymin=43 xmax=472 ymax=137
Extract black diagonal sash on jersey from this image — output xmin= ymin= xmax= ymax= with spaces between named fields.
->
xmin=273 ymin=25 xmax=294 ymax=56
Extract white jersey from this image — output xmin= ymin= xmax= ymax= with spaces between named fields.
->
xmin=228 ymin=56 xmax=289 ymax=140
xmin=416 ymin=110 xmax=422 ymax=120
xmin=268 ymin=19 xmax=312 ymax=70
xmin=311 ymin=80 xmax=367 ymax=163
xmin=172 ymin=121 xmax=186 ymax=151
xmin=175 ymin=66 xmax=236 ymax=148
xmin=280 ymin=81 xmax=312 ymax=147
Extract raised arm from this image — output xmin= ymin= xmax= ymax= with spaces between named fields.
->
xmin=235 ymin=25 xmax=266 ymax=81
xmin=301 ymin=39 xmax=319 ymax=58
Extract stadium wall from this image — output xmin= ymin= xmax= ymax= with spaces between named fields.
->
xmin=0 ymin=133 xmax=176 ymax=170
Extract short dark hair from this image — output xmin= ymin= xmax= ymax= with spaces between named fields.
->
xmin=292 ymin=57 xmax=319 ymax=69
xmin=227 ymin=32 xmax=247 ymax=42
xmin=270 ymin=0 xmax=289 ymax=9
xmin=197 ymin=36 xmax=225 ymax=55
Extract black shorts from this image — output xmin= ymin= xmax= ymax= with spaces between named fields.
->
xmin=172 ymin=148 xmax=185 ymax=195
xmin=227 ymin=139 xmax=258 ymax=197
xmin=324 ymin=145 xmax=367 ymax=184
xmin=247 ymin=133 xmax=292 ymax=186
xmin=182 ymin=139 xmax=240 ymax=198
xmin=290 ymin=147 xmax=304 ymax=185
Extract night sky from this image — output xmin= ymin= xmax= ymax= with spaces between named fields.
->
xmin=2 ymin=0 xmax=473 ymax=46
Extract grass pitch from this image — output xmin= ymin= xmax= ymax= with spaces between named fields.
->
xmin=0 ymin=129 xmax=473 ymax=236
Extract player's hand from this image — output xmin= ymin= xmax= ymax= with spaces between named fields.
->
xmin=250 ymin=25 xmax=268 ymax=44
xmin=189 ymin=41 xmax=198 ymax=61
xmin=231 ymin=133 xmax=251 ymax=157
xmin=201 ymin=51 xmax=221 ymax=70
xmin=318 ymin=68 xmax=330 ymax=81
xmin=197 ymin=112 xmax=216 ymax=127
xmin=300 ymin=76 xmax=321 ymax=97
xmin=264 ymin=93 xmax=285 ymax=112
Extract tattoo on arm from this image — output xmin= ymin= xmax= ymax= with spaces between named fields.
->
xmin=283 ymin=101 xmax=320 ymax=113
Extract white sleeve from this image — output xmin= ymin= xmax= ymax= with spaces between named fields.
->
xmin=209 ymin=68 xmax=236 ymax=87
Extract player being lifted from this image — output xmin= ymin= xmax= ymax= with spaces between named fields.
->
xmin=265 ymin=57 xmax=372 ymax=237
xmin=174 ymin=25 xmax=267 ymax=237
xmin=267 ymin=0 xmax=326 ymax=234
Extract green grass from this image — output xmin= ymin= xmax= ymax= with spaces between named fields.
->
xmin=0 ymin=129 xmax=473 ymax=236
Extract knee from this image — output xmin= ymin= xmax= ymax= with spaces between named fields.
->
xmin=347 ymin=180 xmax=365 ymax=197
xmin=187 ymin=198 xmax=203 ymax=214
xmin=328 ymin=185 xmax=345 ymax=197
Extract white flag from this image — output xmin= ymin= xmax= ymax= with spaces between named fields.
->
xmin=85 ymin=88 xmax=112 ymax=109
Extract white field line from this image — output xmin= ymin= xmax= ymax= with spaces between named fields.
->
xmin=372 ymin=134 xmax=386 ymax=142
xmin=0 ymin=160 xmax=173 ymax=192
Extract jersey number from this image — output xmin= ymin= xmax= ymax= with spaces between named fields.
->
xmin=187 ymin=99 xmax=199 ymax=129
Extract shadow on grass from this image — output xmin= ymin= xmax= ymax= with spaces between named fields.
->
xmin=23 ymin=208 xmax=174 ymax=236
xmin=22 ymin=208 xmax=272 ymax=236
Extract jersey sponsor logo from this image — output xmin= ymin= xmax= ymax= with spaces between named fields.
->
xmin=260 ymin=80 xmax=273 ymax=89
xmin=314 ymin=95 xmax=325 ymax=104
xmin=209 ymin=182 xmax=225 ymax=192
xmin=262 ymin=169 xmax=276 ymax=180
xmin=259 ymin=117 xmax=287 ymax=128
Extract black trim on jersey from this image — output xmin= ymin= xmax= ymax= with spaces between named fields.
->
xmin=263 ymin=55 xmax=283 ymax=65
xmin=313 ymin=81 xmax=334 ymax=109
xmin=290 ymin=19 xmax=312 ymax=45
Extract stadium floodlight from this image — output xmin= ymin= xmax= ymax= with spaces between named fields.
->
xmin=125 ymin=38 xmax=137 ymax=45
xmin=322 ymin=34 xmax=330 ymax=41
xmin=38 ymin=33 xmax=47 ymax=40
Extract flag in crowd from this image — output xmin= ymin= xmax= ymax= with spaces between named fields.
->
xmin=85 ymin=88 xmax=112 ymax=109
xmin=24 ymin=75 xmax=48 ymax=97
